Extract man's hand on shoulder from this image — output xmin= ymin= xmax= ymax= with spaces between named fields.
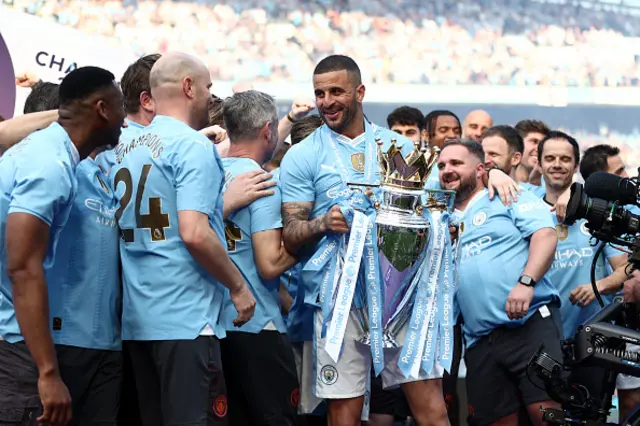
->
xmin=223 ymin=170 xmax=276 ymax=217
xmin=485 ymin=168 xmax=520 ymax=206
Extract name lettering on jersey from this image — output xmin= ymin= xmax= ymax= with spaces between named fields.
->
xmin=461 ymin=236 xmax=492 ymax=260
xmin=516 ymin=201 xmax=546 ymax=214
xmin=115 ymin=133 xmax=164 ymax=164
xmin=84 ymin=198 xmax=117 ymax=227
xmin=552 ymin=247 xmax=594 ymax=269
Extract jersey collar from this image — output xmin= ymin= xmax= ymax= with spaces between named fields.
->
xmin=455 ymin=188 xmax=488 ymax=216
xmin=67 ymin=140 xmax=80 ymax=166
xmin=330 ymin=128 xmax=366 ymax=147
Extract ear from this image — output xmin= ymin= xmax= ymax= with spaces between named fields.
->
xmin=96 ymin=99 xmax=109 ymax=122
xmin=511 ymin=151 xmax=522 ymax=168
xmin=356 ymin=84 xmax=365 ymax=103
xmin=261 ymin=121 xmax=272 ymax=143
xmin=476 ymin=161 xmax=486 ymax=178
xmin=183 ymin=76 xmax=195 ymax=99
xmin=139 ymin=91 xmax=154 ymax=113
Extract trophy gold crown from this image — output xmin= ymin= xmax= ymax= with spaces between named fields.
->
xmin=376 ymin=138 xmax=440 ymax=189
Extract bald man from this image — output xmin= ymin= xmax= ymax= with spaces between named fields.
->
xmin=112 ymin=52 xmax=256 ymax=426
xmin=462 ymin=110 xmax=493 ymax=142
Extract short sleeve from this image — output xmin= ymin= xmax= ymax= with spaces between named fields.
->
xmin=604 ymin=242 xmax=624 ymax=261
xmin=173 ymin=137 xmax=221 ymax=214
xmin=510 ymin=192 xmax=555 ymax=238
xmin=279 ymin=144 xmax=315 ymax=204
xmin=250 ymin=185 xmax=283 ymax=234
xmin=8 ymin=159 xmax=74 ymax=226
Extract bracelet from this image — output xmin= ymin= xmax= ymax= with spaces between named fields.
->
xmin=286 ymin=112 xmax=296 ymax=123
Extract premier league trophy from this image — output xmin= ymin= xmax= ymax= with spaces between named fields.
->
xmin=359 ymin=139 xmax=458 ymax=378
xmin=310 ymin=137 xmax=459 ymax=379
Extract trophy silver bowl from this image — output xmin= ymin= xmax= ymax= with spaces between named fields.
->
xmin=354 ymin=140 xmax=456 ymax=348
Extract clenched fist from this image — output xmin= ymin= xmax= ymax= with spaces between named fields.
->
xmin=320 ymin=205 xmax=349 ymax=234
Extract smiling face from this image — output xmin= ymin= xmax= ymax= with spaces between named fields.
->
xmin=437 ymin=144 xmax=484 ymax=204
xmin=481 ymin=135 xmax=521 ymax=176
xmin=522 ymin=131 xmax=546 ymax=170
xmin=313 ymin=70 xmax=364 ymax=135
xmin=540 ymin=138 xmax=578 ymax=192
xmin=430 ymin=115 xmax=461 ymax=148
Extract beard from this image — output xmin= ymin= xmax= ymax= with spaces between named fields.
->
xmin=323 ymin=99 xmax=358 ymax=134
xmin=453 ymin=173 xmax=480 ymax=203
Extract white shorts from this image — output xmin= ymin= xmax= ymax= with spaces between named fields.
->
xmin=304 ymin=308 xmax=444 ymax=402
xmin=617 ymin=344 xmax=640 ymax=390
xmin=293 ymin=339 xmax=371 ymax=420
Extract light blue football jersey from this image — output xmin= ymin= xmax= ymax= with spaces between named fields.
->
xmin=537 ymin=190 xmax=625 ymax=337
xmin=547 ymin=216 xmax=620 ymax=338
xmin=220 ymin=157 xmax=286 ymax=333
xmin=96 ymin=119 xmax=146 ymax=177
xmin=112 ymin=115 xmax=227 ymax=341
xmin=519 ymin=182 xmax=545 ymax=197
xmin=47 ymin=158 xmax=121 ymax=350
xmin=0 ymin=122 xmax=79 ymax=343
xmin=455 ymin=189 xmax=560 ymax=347
xmin=270 ymin=168 xmax=308 ymax=340
xmin=279 ymin=122 xmax=415 ymax=340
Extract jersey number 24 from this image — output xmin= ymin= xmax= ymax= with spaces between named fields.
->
xmin=114 ymin=164 xmax=170 ymax=243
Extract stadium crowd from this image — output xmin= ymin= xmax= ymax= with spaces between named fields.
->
xmin=5 ymin=0 xmax=640 ymax=86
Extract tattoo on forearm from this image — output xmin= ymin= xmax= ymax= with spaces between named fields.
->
xmin=282 ymin=203 xmax=325 ymax=250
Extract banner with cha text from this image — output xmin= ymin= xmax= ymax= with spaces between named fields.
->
xmin=0 ymin=7 xmax=136 ymax=119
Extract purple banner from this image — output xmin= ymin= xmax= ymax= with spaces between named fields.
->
xmin=0 ymin=33 xmax=16 ymax=120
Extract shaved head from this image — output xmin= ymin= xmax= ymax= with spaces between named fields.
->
xmin=149 ymin=52 xmax=212 ymax=130
xmin=462 ymin=109 xmax=493 ymax=142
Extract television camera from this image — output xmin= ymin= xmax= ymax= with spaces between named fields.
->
xmin=528 ymin=171 xmax=640 ymax=426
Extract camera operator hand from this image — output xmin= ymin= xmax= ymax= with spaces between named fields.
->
xmin=623 ymin=269 xmax=640 ymax=303
xmin=570 ymin=283 xmax=597 ymax=307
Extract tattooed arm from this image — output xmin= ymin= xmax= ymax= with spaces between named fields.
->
xmin=282 ymin=203 xmax=348 ymax=254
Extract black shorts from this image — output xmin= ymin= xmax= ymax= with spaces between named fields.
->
xmin=369 ymin=369 xmax=410 ymax=420
xmin=128 ymin=336 xmax=228 ymax=426
xmin=118 ymin=342 xmax=142 ymax=426
xmin=465 ymin=304 xmax=563 ymax=426
xmin=56 ymin=345 xmax=122 ymax=426
xmin=0 ymin=341 xmax=41 ymax=425
xmin=219 ymin=330 xmax=298 ymax=426
xmin=443 ymin=323 xmax=463 ymax=426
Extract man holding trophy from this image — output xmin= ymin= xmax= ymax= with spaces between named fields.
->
xmin=280 ymin=55 xmax=520 ymax=426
